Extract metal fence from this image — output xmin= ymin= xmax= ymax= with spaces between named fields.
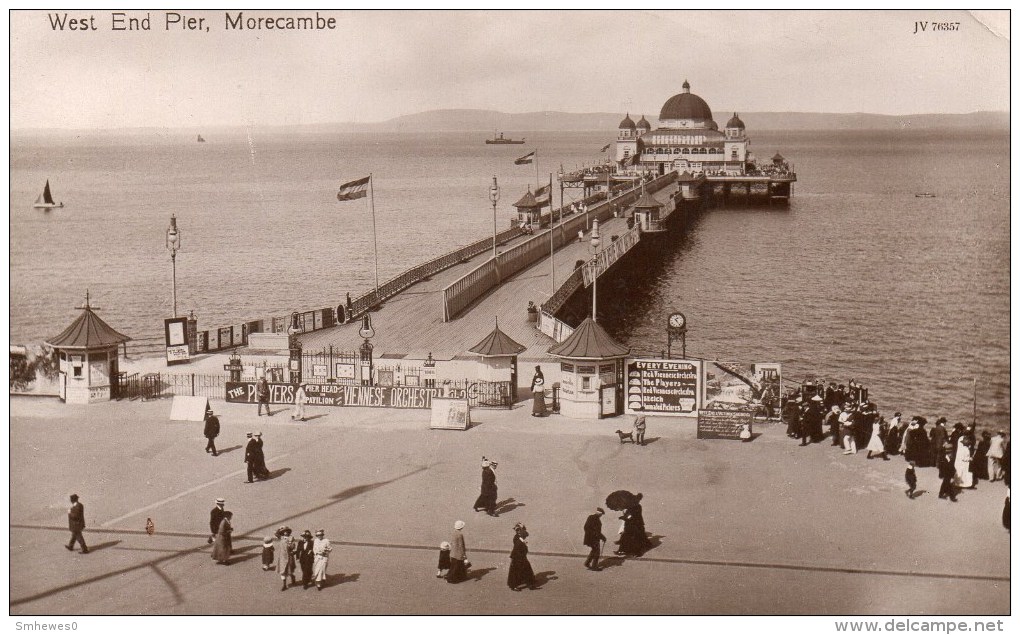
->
xmin=138 ymin=373 xmax=227 ymax=401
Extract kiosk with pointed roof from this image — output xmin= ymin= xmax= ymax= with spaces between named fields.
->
xmin=547 ymin=317 xmax=629 ymax=418
xmin=45 ymin=291 xmax=131 ymax=404
xmin=468 ymin=319 xmax=525 ymax=402
xmin=512 ymin=186 xmax=542 ymax=229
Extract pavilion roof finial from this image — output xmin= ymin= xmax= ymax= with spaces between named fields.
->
xmin=682 ymin=79 xmax=690 ymax=93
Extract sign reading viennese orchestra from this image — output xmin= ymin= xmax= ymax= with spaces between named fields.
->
xmin=625 ymin=359 xmax=702 ymax=415
xmin=225 ymin=381 xmax=465 ymax=409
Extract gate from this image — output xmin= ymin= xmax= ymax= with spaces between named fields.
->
xmin=467 ymin=380 xmax=513 ymax=409
xmin=302 ymin=347 xmax=359 ymax=385
xmin=113 ymin=372 xmax=141 ymax=400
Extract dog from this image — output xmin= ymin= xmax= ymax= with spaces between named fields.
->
xmin=614 ymin=430 xmax=635 ymax=444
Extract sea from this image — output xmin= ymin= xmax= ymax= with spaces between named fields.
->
xmin=9 ymin=128 xmax=1010 ymax=427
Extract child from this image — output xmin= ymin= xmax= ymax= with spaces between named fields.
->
xmin=436 ymin=541 xmax=451 ymax=578
xmin=905 ymin=461 xmax=918 ymax=499
xmin=261 ymin=535 xmax=276 ymax=571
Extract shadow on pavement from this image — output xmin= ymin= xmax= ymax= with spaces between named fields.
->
xmin=532 ymin=570 xmax=557 ymax=589
xmin=263 ymin=467 xmax=292 ymax=481
xmin=323 ymin=572 xmax=359 ymax=588
xmin=216 ymin=445 xmax=243 ymax=455
xmin=466 ymin=566 xmax=495 ymax=582
xmin=597 ymin=555 xmax=625 ymax=569
xmin=302 ymin=414 xmax=329 ymax=422
xmin=86 ymin=540 xmax=121 ymax=552
xmin=494 ymin=498 xmax=525 ymax=515
xmin=642 ymin=436 xmax=661 ymax=445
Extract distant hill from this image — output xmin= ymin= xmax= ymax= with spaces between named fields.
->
xmin=363 ymin=108 xmax=1009 ymax=132
xmin=10 ymin=109 xmax=1008 ymax=137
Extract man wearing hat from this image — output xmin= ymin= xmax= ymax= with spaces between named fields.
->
xmin=65 ymin=494 xmax=88 ymax=553
xmin=583 ymin=508 xmax=606 ymax=571
xmin=208 ymin=498 xmax=226 ymax=544
xmin=244 ymin=432 xmax=258 ymax=483
xmin=203 ymin=407 xmax=220 ymax=456
xmin=295 ymin=530 xmax=316 ymax=589
xmin=472 ymin=458 xmax=498 ymax=517
xmin=291 ymin=382 xmax=309 ymax=422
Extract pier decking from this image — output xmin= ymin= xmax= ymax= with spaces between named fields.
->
xmin=299 ymin=183 xmax=678 ymax=362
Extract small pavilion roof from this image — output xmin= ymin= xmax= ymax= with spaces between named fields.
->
xmin=513 ymin=187 xmax=540 ymax=209
xmin=547 ymin=317 xmax=629 ymax=359
xmin=633 ymin=191 xmax=663 ymax=210
xmin=45 ymin=294 xmax=131 ymax=350
xmin=468 ymin=322 xmax=526 ymax=357
xmin=772 ymin=153 xmax=786 ymax=162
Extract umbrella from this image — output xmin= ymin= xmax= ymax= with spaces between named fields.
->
xmin=605 ymin=490 xmax=641 ymax=512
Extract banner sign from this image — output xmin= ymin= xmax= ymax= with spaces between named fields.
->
xmin=225 ymin=381 xmax=466 ymax=409
xmin=625 ymin=359 xmax=701 ymax=415
xmin=697 ymin=407 xmax=753 ymax=440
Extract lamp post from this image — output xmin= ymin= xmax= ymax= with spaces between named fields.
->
xmin=165 ymin=214 xmax=181 ymax=317
xmin=359 ymin=314 xmax=375 ymax=386
xmin=590 ymin=218 xmax=601 ymax=322
xmin=489 ymin=175 xmax=500 ymax=260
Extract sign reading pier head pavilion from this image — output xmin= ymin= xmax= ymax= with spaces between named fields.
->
xmin=226 ymin=381 xmax=465 ymax=409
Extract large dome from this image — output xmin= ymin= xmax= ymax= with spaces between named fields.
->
xmin=658 ymin=80 xmax=713 ymax=122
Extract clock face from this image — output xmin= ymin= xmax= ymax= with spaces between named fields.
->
xmin=669 ymin=313 xmax=686 ymax=329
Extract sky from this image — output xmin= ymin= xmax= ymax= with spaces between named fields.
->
xmin=7 ymin=9 xmax=1011 ymax=129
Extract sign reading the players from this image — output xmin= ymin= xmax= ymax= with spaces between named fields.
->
xmin=625 ymin=358 xmax=701 ymax=415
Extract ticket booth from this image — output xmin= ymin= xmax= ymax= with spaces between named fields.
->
xmin=45 ymin=292 xmax=131 ymax=404
xmin=547 ymin=317 xmax=629 ymax=419
xmin=513 ymin=187 xmax=542 ymax=230
xmin=468 ymin=321 xmax=525 ymax=402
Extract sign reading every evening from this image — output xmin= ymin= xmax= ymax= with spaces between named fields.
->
xmin=625 ymin=359 xmax=701 ymax=415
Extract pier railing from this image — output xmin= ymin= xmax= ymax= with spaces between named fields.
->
xmin=440 ymin=171 xmax=678 ymax=322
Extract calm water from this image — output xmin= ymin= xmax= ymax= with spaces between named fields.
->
xmin=9 ymin=129 xmax=1010 ymax=426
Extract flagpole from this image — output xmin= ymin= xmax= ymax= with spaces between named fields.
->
xmin=548 ymin=172 xmax=555 ymax=295
xmin=369 ymin=173 xmax=380 ymax=295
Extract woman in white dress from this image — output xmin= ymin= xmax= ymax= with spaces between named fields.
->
xmin=312 ymin=529 xmax=332 ymax=590
xmin=954 ymin=437 xmax=974 ymax=489
xmin=865 ymin=417 xmax=888 ymax=460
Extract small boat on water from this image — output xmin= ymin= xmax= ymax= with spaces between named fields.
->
xmin=485 ymin=131 xmax=525 ymax=145
xmin=915 ymin=192 xmax=936 ymax=198
xmin=32 ymin=180 xmax=63 ymax=210
xmin=197 ymin=134 xmax=206 ymax=143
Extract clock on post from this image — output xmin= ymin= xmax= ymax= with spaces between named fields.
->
xmin=667 ymin=312 xmax=687 ymax=359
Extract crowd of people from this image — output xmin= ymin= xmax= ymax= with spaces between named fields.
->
xmin=782 ymin=380 xmax=1011 ymax=518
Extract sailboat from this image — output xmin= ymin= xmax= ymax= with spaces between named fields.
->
xmin=197 ymin=134 xmax=206 ymax=143
xmin=32 ymin=180 xmax=63 ymax=210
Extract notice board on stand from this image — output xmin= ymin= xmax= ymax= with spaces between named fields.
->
xmin=430 ymin=398 xmax=471 ymax=430
xmin=697 ymin=407 xmax=753 ymax=440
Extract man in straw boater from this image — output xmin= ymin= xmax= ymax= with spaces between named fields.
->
xmin=208 ymin=498 xmax=226 ymax=544
xmin=203 ymin=406 xmax=220 ymax=456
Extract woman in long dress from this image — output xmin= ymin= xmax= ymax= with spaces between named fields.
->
xmin=311 ymin=529 xmax=332 ymax=591
xmin=507 ymin=523 xmax=535 ymax=591
xmin=211 ymin=511 xmax=233 ymax=564
xmin=616 ymin=494 xmax=652 ymax=556
xmin=954 ymin=437 xmax=974 ymax=489
xmin=472 ymin=459 xmax=498 ymax=516
xmin=972 ymin=431 xmax=992 ymax=482
xmin=866 ymin=417 xmax=888 ymax=460
xmin=530 ymin=367 xmax=546 ymax=417
xmin=446 ymin=521 xmax=468 ymax=584
xmin=275 ymin=527 xmax=297 ymax=590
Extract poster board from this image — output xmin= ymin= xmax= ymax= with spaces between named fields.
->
xmin=430 ymin=398 xmax=471 ymax=430
xmin=169 ymin=396 xmax=211 ymax=422
xmin=164 ymin=317 xmax=190 ymax=365
xmin=625 ymin=359 xmax=701 ymax=415
xmin=697 ymin=407 xmax=753 ymax=440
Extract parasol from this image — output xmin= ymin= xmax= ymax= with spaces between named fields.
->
xmin=605 ymin=490 xmax=641 ymax=511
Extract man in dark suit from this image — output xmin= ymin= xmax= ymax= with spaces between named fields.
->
xmin=65 ymin=494 xmax=88 ymax=553
xmin=208 ymin=498 xmax=226 ymax=544
xmin=243 ymin=432 xmax=258 ymax=483
xmin=938 ymin=443 xmax=958 ymax=502
xmin=204 ymin=408 xmax=220 ymax=456
xmin=583 ymin=507 xmax=606 ymax=571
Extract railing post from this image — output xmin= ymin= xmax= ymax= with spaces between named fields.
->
xmin=191 ymin=373 xmax=196 ymax=396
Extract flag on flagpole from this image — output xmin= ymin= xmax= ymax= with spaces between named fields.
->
xmin=534 ymin=183 xmax=551 ymax=207
xmin=336 ymin=175 xmax=371 ymax=201
xmin=600 ymin=143 xmax=611 ymax=152
xmin=514 ymin=151 xmax=535 ymax=165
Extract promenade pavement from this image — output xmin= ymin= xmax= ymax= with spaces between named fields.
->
xmin=9 ymin=396 xmax=1009 ymax=615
